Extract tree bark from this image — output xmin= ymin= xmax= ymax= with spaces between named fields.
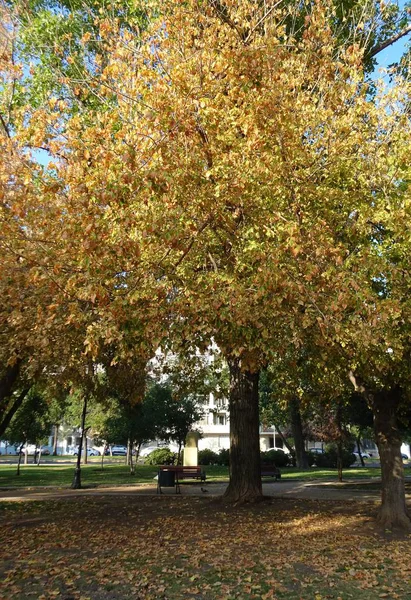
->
xmin=0 ymin=359 xmax=22 ymax=411
xmin=0 ymin=386 xmax=31 ymax=438
xmin=128 ymin=439 xmax=135 ymax=475
xmin=72 ymin=395 xmax=88 ymax=489
xmin=274 ymin=423 xmax=293 ymax=454
xmin=223 ymin=358 xmax=262 ymax=503
xmin=336 ymin=403 xmax=343 ymax=482
xmin=52 ymin=424 xmax=59 ymax=456
xmin=289 ymin=397 xmax=309 ymax=469
xmin=83 ymin=432 xmax=88 ymax=465
xmin=356 ymin=436 xmax=365 ymax=467
xmin=16 ymin=442 xmax=24 ymax=476
xmin=336 ymin=440 xmax=343 ymax=483
xmin=372 ymin=388 xmax=410 ymax=531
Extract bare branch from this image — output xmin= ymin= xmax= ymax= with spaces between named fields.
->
xmin=0 ymin=112 xmax=11 ymax=139
xmin=368 ymin=24 xmax=411 ymax=60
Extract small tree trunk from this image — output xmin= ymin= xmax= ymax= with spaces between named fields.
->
xmin=372 ymin=388 xmax=410 ymax=531
xmin=336 ymin=440 xmax=343 ymax=483
xmin=52 ymin=424 xmax=59 ymax=456
xmin=126 ymin=438 xmax=130 ymax=466
xmin=356 ymin=437 xmax=365 ymax=467
xmin=274 ymin=423 xmax=293 ymax=454
xmin=223 ymin=358 xmax=262 ymax=503
xmin=72 ymin=395 xmax=88 ymax=489
xmin=83 ymin=433 xmax=88 ymax=465
xmin=335 ymin=402 xmax=344 ymax=482
xmin=289 ymin=397 xmax=309 ymax=469
xmin=24 ymin=448 xmax=28 ymax=465
xmin=135 ymin=443 xmax=141 ymax=466
xmin=16 ymin=443 xmax=24 ymax=476
xmin=129 ymin=441 xmax=135 ymax=475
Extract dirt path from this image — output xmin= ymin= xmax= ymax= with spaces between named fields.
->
xmin=0 ymin=478 xmax=397 ymax=503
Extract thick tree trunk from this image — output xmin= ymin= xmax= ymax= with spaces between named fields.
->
xmin=223 ymin=358 xmax=262 ymax=503
xmin=289 ymin=397 xmax=309 ymax=469
xmin=372 ymin=388 xmax=410 ymax=531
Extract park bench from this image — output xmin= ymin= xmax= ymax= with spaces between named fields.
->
xmin=157 ymin=465 xmax=206 ymax=494
xmin=260 ymin=464 xmax=281 ymax=481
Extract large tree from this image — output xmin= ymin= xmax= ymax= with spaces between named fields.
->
xmin=3 ymin=0 xmax=411 ymax=515
xmin=33 ymin=0 xmax=408 ymax=503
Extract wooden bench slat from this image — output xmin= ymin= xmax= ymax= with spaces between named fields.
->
xmin=260 ymin=464 xmax=281 ymax=480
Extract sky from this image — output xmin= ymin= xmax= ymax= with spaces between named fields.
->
xmin=376 ymin=35 xmax=409 ymax=70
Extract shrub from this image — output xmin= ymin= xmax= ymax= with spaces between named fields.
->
xmin=198 ymin=449 xmax=218 ymax=465
xmin=262 ymin=449 xmax=290 ymax=468
xmin=145 ymin=448 xmax=176 ymax=465
xmin=215 ymin=448 xmax=230 ymax=466
xmin=306 ymin=452 xmax=315 ymax=467
xmin=313 ymin=447 xmax=355 ymax=469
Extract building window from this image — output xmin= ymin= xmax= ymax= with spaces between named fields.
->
xmin=213 ymin=414 xmax=226 ymax=426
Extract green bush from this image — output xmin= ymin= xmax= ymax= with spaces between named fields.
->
xmin=262 ymin=449 xmax=290 ymax=467
xmin=198 ymin=449 xmax=218 ymax=465
xmin=215 ymin=448 xmax=230 ymax=466
xmin=313 ymin=447 xmax=355 ymax=469
xmin=306 ymin=452 xmax=315 ymax=467
xmin=145 ymin=448 xmax=176 ymax=465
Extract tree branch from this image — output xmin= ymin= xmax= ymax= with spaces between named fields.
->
xmin=368 ymin=24 xmax=411 ymax=60
xmin=0 ymin=112 xmax=11 ymax=139
xmin=208 ymin=0 xmax=247 ymax=41
xmin=0 ymin=386 xmax=31 ymax=438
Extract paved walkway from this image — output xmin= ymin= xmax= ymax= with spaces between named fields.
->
xmin=0 ymin=479 xmax=394 ymax=503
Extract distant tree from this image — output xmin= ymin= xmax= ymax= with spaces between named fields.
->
xmin=5 ymin=389 xmax=51 ymax=474
xmin=100 ymin=402 xmax=157 ymax=474
xmin=144 ymin=384 xmax=203 ymax=464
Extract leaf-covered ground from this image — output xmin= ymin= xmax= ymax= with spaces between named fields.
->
xmin=1 ymin=496 xmax=410 ymax=600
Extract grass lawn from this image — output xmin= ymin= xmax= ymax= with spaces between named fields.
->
xmin=0 ymin=462 xmax=410 ymax=489
xmin=0 ymin=462 xmax=396 ymax=489
xmin=1 ymin=495 xmax=410 ymax=599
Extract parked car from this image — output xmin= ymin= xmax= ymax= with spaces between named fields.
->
xmin=69 ymin=447 xmax=100 ymax=457
xmin=309 ymin=448 xmax=325 ymax=454
xmin=401 ymin=453 xmax=409 ymax=460
xmin=353 ymin=451 xmax=371 ymax=459
xmin=40 ymin=445 xmax=51 ymax=455
xmin=105 ymin=445 xmax=127 ymax=456
xmin=18 ymin=445 xmax=37 ymax=455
